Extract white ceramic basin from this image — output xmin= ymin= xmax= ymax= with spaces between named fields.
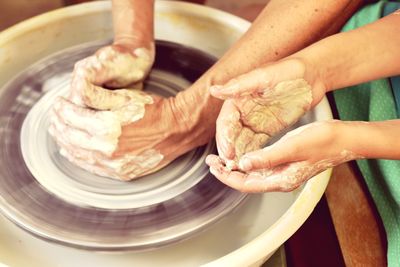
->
xmin=0 ymin=1 xmax=332 ymax=266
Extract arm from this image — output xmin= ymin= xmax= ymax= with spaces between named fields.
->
xmin=172 ymin=0 xmax=364 ymax=139
xmin=206 ymin=11 xmax=400 ymax=192
xmin=206 ymin=119 xmax=400 ymax=193
xmin=112 ymin=0 xmax=154 ymax=49
xmin=291 ymin=11 xmax=400 ymax=160
xmin=339 ymin=120 xmax=400 ymax=160
xmin=293 ymin=10 xmax=400 ymax=92
xmin=52 ymin=0 xmax=365 ymax=180
xmin=68 ymin=0 xmax=155 ymax=107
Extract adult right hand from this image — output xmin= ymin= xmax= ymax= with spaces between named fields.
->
xmin=208 ymin=58 xmax=326 ymax=170
xmin=69 ymin=42 xmax=154 ymax=109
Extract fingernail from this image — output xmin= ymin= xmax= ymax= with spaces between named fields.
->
xmin=48 ymin=126 xmax=55 ymax=136
xmin=59 ymin=148 xmax=67 ymax=157
xmin=205 ymin=155 xmax=212 ymax=165
xmin=209 ymin=167 xmax=217 ymax=176
xmin=225 ymin=160 xmax=236 ymax=171
xmin=239 ymin=157 xmax=253 ymax=171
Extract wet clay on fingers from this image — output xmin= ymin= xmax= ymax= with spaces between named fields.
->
xmin=223 ymin=78 xmax=313 ymax=169
xmin=50 ymin=45 xmax=165 ymax=181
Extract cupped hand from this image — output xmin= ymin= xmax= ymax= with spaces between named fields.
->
xmin=206 ymin=120 xmax=362 ymax=193
xmin=69 ymin=42 xmax=155 ymax=109
xmin=208 ymin=58 xmax=326 ymax=170
xmin=50 ymin=83 xmax=212 ymax=181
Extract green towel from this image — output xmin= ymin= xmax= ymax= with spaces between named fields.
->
xmin=333 ymin=2 xmax=400 ymax=266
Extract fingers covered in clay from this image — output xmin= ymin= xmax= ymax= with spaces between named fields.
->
xmin=206 ymin=154 xmax=295 ymax=192
xmin=50 ymin=92 xmax=162 ymax=181
xmin=95 ymin=45 xmax=154 ymax=88
xmin=210 ymin=68 xmax=271 ymax=99
xmin=210 ymin=59 xmax=312 ymax=99
xmin=52 ymin=97 xmax=121 ymax=137
xmin=48 ymin=39 xmax=170 ymax=181
xmin=207 ymin=120 xmax=362 ymax=193
xmin=215 ymin=100 xmax=241 ymax=161
xmin=211 ymin=60 xmax=314 ymax=170
xmin=50 ymin=107 xmax=119 ymax=156
xmin=69 ymin=44 xmax=154 ymax=110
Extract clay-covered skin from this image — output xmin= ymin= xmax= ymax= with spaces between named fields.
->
xmin=210 ymin=60 xmax=315 ymax=170
xmin=206 ymin=10 xmax=400 ymax=193
xmin=50 ymin=0 xmax=367 ymax=181
xmin=206 ymin=120 xmax=363 ymax=193
xmin=227 ymin=79 xmax=312 ymax=169
xmin=49 ymin=45 xmax=164 ymax=181
xmin=70 ymin=45 xmax=154 ymax=110
xmin=52 ymin=0 xmax=158 ymax=181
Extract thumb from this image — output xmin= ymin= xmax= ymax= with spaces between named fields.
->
xmin=238 ymin=121 xmax=332 ymax=171
xmin=71 ymin=57 xmax=132 ymax=110
xmin=209 ymin=68 xmax=271 ymax=100
xmin=238 ymin=130 xmax=305 ymax=171
xmin=81 ymin=83 xmax=131 ymax=110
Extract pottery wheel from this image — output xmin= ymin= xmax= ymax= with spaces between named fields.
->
xmin=0 ymin=40 xmax=246 ymax=250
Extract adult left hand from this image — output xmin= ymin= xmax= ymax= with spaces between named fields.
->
xmin=68 ymin=43 xmax=154 ymax=109
xmin=50 ymin=58 xmax=215 ymax=180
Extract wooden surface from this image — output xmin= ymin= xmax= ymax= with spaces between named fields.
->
xmin=285 ymin=196 xmax=346 ymax=267
xmin=325 ymin=162 xmax=387 ymax=266
xmin=283 ymin=162 xmax=387 ymax=267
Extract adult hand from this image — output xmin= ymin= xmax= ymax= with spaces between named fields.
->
xmin=69 ymin=42 xmax=155 ymax=109
xmin=206 ymin=120 xmax=362 ymax=193
xmin=208 ymin=58 xmax=325 ymax=170
xmin=48 ymin=0 xmax=214 ymax=181
xmin=48 ymin=36 xmax=161 ymax=179
xmin=50 ymin=81 xmax=212 ymax=181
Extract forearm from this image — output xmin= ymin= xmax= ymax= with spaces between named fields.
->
xmin=339 ymin=120 xmax=400 ymax=160
xmin=294 ymin=11 xmax=400 ymax=92
xmin=112 ymin=0 xmax=154 ymax=48
xmin=176 ymin=0 xmax=363 ymax=131
xmin=208 ymin=0 xmax=363 ymax=84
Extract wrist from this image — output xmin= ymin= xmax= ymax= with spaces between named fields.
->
xmin=344 ymin=120 xmax=400 ymax=160
xmin=113 ymin=36 xmax=154 ymax=52
xmin=112 ymin=0 xmax=154 ymax=51
xmin=111 ymin=40 xmax=155 ymax=73
xmin=169 ymin=83 xmax=222 ymax=144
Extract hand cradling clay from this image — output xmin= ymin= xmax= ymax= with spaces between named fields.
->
xmin=207 ymin=120 xmax=364 ymax=193
xmin=240 ymin=144 xmax=360 ymax=192
xmin=221 ymin=78 xmax=313 ymax=170
xmin=69 ymin=46 xmax=154 ymax=108
xmin=49 ymin=45 xmax=164 ymax=181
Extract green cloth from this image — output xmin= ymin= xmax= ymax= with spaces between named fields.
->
xmin=390 ymin=75 xmax=400 ymax=117
xmin=333 ymin=2 xmax=400 ymax=266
